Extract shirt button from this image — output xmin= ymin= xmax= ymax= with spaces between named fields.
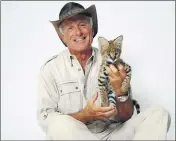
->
xmin=42 ymin=111 xmax=48 ymax=120
xmin=78 ymin=68 xmax=81 ymax=71
xmin=75 ymin=86 xmax=78 ymax=89
xmin=43 ymin=115 xmax=47 ymax=119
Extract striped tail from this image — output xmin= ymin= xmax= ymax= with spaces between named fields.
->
xmin=132 ymin=99 xmax=140 ymax=114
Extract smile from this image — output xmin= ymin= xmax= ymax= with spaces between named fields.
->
xmin=74 ymin=37 xmax=86 ymax=42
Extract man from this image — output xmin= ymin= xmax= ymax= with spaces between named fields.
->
xmin=37 ymin=2 xmax=170 ymax=140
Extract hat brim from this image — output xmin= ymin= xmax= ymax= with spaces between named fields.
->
xmin=50 ymin=5 xmax=98 ymax=47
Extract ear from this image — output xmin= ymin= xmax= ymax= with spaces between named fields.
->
xmin=58 ymin=29 xmax=64 ymax=40
xmin=98 ymin=36 xmax=109 ymax=55
xmin=59 ymin=32 xmax=67 ymax=46
xmin=113 ymin=35 xmax=123 ymax=49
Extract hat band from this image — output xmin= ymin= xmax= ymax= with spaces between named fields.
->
xmin=60 ymin=8 xmax=84 ymax=20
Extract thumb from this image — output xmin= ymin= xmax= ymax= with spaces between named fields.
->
xmin=90 ymin=92 xmax=98 ymax=104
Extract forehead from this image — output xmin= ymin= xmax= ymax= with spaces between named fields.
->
xmin=62 ymin=14 xmax=89 ymax=26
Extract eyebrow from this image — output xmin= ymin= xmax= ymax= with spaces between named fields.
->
xmin=59 ymin=15 xmax=91 ymax=33
xmin=63 ymin=19 xmax=88 ymax=27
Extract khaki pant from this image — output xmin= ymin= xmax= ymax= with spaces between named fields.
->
xmin=46 ymin=105 xmax=171 ymax=140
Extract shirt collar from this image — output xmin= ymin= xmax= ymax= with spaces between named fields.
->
xmin=68 ymin=47 xmax=96 ymax=60
xmin=67 ymin=47 xmax=97 ymax=67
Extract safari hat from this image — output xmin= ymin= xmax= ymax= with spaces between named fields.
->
xmin=50 ymin=2 xmax=98 ymax=46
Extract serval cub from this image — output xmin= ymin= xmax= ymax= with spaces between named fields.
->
xmin=98 ymin=35 xmax=140 ymax=121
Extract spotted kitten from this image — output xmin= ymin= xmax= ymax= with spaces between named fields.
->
xmin=98 ymin=35 xmax=140 ymax=120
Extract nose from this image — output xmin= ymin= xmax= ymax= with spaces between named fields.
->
xmin=75 ymin=26 xmax=82 ymax=36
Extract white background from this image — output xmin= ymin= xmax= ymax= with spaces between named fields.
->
xmin=1 ymin=1 xmax=175 ymax=140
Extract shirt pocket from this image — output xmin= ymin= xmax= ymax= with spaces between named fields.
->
xmin=57 ymin=80 xmax=83 ymax=114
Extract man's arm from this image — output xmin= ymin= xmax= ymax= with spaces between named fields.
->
xmin=70 ymin=92 xmax=115 ymax=123
xmin=70 ymin=91 xmax=134 ymax=123
xmin=37 ymin=66 xmax=63 ymax=133
xmin=116 ymin=94 xmax=134 ymax=122
xmin=106 ymin=64 xmax=134 ymax=122
xmin=115 ymin=87 xmax=134 ymax=121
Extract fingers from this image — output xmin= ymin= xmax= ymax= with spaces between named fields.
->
xmin=107 ymin=64 xmax=126 ymax=81
xmin=103 ymin=108 xmax=116 ymax=117
xmin=106 ymin=65 xmax=119 ymax=77
xmin=118 ymin=64 xmax=126 ymax=80
xmin=93 ymin=105 xmax=114 ymax=113
xmin=97 ymin=108 xmax=116 ymax=118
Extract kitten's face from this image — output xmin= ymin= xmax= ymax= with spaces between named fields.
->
xmin=98 ymin=35 xmax=123 ymax=64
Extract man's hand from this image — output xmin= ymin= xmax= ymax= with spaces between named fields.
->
xmin=81 ymin=92 xmax=117 ymax=122
xmin=70 ymin=92 xmax=117 ymax=123
xmin=106 ymin=64 xmax=127 ymax=96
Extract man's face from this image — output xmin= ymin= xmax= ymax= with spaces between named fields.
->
xmin=60 ymin=15 xmax=93 ymax=52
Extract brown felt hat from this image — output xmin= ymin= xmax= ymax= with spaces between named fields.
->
xmin=50 ymin=2 xmax=98 ymax=47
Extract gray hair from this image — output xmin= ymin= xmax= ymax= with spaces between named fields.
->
xmin=58 ymin=15 xmax=93 ymax=34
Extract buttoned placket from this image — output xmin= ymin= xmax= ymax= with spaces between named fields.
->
xmin=69 ymin=55 xmax=94 ymax=101
xmin=69 ymin=55 xmax=84 ymax=75
xmin=83 ymin=57 xmax=94 ymax=100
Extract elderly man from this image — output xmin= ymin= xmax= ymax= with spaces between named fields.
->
xmin=37 ymin=2 xmax=170 ymax=140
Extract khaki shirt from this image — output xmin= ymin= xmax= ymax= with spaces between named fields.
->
xmin=37 ymin=47 xmax=120 ymax=134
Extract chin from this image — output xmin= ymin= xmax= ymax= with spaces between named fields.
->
xmin=75 ymin=46 xmax=89 ymax=52
xmin=74 ymin=43 xmax=90 ymax=50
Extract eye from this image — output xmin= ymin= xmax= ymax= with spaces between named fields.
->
xmin=79 ymin=22 xmax=87 ymax=27
xmin=67 ymin=26 xmax=73 ymax=31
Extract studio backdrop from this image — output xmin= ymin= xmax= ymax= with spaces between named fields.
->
xmin=1 ymin=1 xmax=175 ymax=140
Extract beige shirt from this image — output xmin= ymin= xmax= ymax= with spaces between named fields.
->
xmin=37 ymin=47 xmax=120 ymax=134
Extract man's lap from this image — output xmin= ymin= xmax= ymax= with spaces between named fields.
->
xmin=46 ymin=105 xmax=170 ymax=140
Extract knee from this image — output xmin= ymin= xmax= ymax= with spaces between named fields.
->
xmin=47 ymin=115 xmax=88 ymax=140
xmin=149 ymin=105 xmax=169 ymax=115
xmin=48 ymin=115 xmax=86 ymax=133
xmin=149 ymin=105 xmax=171 ymax=131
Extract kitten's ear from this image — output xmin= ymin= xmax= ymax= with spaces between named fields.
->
xmin=98 ymin=37 xmax=109 ymax=54
xmin=113 ymin=35 xmax=123 ymax=49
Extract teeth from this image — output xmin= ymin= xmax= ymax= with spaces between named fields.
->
xmin=76 ymin=38 xmax=83 ymax=41
xmin=74 ymin=37 xmax=85 ymax=42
